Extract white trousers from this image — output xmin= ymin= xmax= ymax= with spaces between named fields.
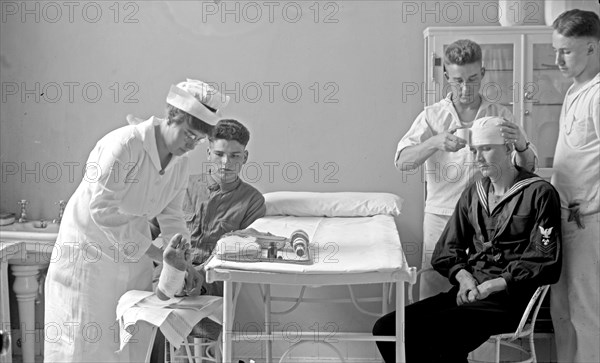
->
xmin=551 ymin=212 xmax=600 ymax=363
xmin=419 ymin=212 xmax=453 ymax=300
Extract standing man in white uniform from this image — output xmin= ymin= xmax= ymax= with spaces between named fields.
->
xmin=44 ymin=79 xmax=228 ymax=362
xmin=395 ymin=39 xmax=537 ymax=299
xmin=550 ymin=9 xmax=600 ymax=363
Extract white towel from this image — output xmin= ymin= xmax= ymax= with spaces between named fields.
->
xmin=116 ymin=290 xmax=222 ymax=358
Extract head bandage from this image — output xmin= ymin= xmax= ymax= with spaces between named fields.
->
xmin=469 ymin=116 xmax=506 ymax=146
xmin=157 ymin=261 xmax=186 ymax=299
xmin=166 ymin=79 xmax=230 ymax=125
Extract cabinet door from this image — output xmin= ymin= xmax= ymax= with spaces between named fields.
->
xmin=426 ymin=34 xmax=522 ymax=120
xmin=523 ymin=34 xmax=571 ymax=171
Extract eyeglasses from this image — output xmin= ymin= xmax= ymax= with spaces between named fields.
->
xmin=447 ymin=78 xmax=481 ymax=87
xmin=184 ymin=129 xmax=205 ymax=145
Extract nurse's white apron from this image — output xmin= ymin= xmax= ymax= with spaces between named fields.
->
xmin=44 ymin=234 xmax=153 ymax=362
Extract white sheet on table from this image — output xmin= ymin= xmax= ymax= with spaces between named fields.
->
xmin=205 ymin=214 xmax=409 ymax=275
xmin=116 ymin=290 xmax=222 ymax=356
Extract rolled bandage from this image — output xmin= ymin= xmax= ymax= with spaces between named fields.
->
xmin=290 ymin=230 xmax=309 ymax=257
xmin=157 ymin=261 xmax=186 ymax=299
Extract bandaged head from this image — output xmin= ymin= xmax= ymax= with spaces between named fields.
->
xmin=166 ymin=79 xmax=230 ymax=125
xmin=469 ymin=116 xmax=506 ymax=146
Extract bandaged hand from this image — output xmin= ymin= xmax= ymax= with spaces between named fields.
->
xmin=156 ymin=233 xmax=191 ymax=300
xmin=475 ymin=278 xmax=507 ymax=301
xmin=455 ymin=269 xmax=480 ymax=306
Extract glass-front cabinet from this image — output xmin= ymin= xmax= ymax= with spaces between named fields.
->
xmin=424 ymin=26 xmax=572 ymax=179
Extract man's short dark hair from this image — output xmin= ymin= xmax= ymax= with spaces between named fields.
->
xmin=553 ymin=9 xmax=600 ymax=40
xmin=210 ymin=119 xmax=250 ymax=146
xmin=444 ymin=39 xmax=482 ymax=66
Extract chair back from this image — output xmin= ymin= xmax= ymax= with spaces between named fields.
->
xmin=510 ymin=285 xmax=550 ymax=340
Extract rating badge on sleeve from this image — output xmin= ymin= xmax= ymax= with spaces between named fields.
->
xmin=537 ymin=225 xmax=556 ymax=255
xmin=539 ymin=226 xmax=553 ymax=246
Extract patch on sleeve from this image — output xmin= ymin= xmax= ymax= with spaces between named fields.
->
xmin=537 ymin=226 xmax=556 ymax=253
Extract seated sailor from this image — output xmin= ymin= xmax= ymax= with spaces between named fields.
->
xmin=373 ymin=116 xmax=562 ymax=363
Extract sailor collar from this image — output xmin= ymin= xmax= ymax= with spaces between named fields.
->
xmin=476 ymin=168 xmax=544 ymax=215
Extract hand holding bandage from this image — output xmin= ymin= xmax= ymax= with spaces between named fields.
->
xmin=156 ymin=234 xmax=191 ymax=301
xmin=431 ymin=127 xmax=467 ymax=153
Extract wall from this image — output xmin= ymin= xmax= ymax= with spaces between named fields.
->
xmin=1 ymin=1 xmax=504 ymax=361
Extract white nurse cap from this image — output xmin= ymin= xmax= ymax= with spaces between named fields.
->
xmin=166 ymin=79 xmax=229 ymax=125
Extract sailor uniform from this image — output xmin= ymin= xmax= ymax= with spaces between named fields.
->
xmin=373 ymin=168 xmax=561 ymax=363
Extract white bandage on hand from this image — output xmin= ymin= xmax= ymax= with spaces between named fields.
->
xmin=157 ymin=261 xmax=186 ymax=299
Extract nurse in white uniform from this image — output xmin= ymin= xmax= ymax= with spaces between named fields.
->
xmin=44 ymin=79 xmax=228 ymax=362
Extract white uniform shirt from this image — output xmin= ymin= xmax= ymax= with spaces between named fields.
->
xmin=552 ymin=73 xmax=600 ymax=214
xmin=58 ymin=116 xmax=191 ymax=258
xmin=395 ymin=93 xmax=533 ymax=216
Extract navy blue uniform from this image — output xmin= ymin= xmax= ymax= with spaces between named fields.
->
xmin=433 ymin=168 xmax=562 ymax=298
xmin=373 ymin=168 xmax=562 ymax=363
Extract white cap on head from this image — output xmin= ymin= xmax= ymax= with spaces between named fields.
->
xmin=166 ymin=79 xmax=230 ymax=125
xmin=469 ymin=116 xmax=506 ymax=146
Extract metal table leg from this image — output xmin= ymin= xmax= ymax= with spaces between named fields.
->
xmin=395 ymin=280 xmax=406 ymax=363
xmin=222 ymin=280 xmax=233 ymax=363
